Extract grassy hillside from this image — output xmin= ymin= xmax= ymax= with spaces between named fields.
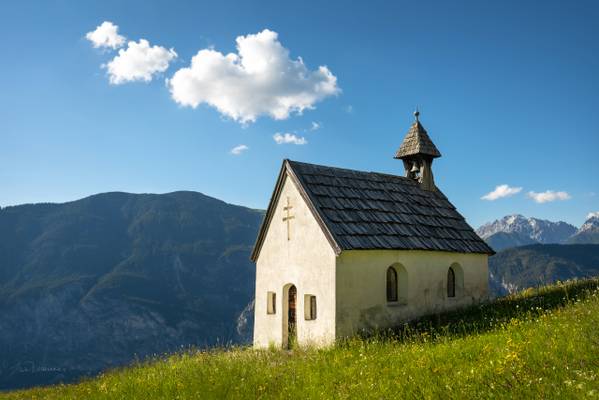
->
xmin=4 ymin=278 xmax=599 ymax=400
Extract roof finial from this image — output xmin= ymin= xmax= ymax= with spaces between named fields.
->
xmin=414 ymin=107 xmax=420 ymax=122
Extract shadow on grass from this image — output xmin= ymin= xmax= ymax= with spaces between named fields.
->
xmin=352 ymin=277 xmax=599 ymax=345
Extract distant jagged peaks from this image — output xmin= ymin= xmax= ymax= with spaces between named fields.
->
xmin=578 ymin=215 xmax=599 ymax=233
xmin=477 ymin=214 xmax=599 ymax=251
xmin=481 ymin=231 xmax=538 ymax=252
xmin=568 ymin=215 xmax=599 ymax=244
xmin=476 ymin=214 xmax=577 ymax=249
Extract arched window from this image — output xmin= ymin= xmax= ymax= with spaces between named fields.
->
xmin=447 ymin=267 xmax=456 ymax=298
xmin=386 ymin=266 xmax=398 ymax=302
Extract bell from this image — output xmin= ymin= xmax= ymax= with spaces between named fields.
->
xmin=410 ymin=162 xmax=420 ymax=173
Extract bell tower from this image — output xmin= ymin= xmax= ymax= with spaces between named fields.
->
xmin=394 ymin=110 xmax=441 ymax=191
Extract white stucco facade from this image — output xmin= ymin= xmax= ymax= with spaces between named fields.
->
xmin=335 ymin=250 xmax=488 ymax=339
xmin=253 ymin=172 xmax=489 ymax=348
xmin=253 ymin=173 xmax=337 ymax=348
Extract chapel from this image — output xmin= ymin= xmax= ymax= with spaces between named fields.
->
xmin=251 ymin=111 xmax=494 ymax=349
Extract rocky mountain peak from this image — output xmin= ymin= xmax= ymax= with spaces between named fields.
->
xmin=578 ymin=215 xmax=599 ymax=233
xmin=477 ymin=215 xmax=577 ymax=245
xmin=567 ymin=214 xmax=599 ymax=244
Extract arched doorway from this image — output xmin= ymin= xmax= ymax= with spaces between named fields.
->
xmin=283 ymin=284 xmax=297 ymax=349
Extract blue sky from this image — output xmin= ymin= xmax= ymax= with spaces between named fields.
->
xmin=1 ymin=0 xmax=598 ymax=228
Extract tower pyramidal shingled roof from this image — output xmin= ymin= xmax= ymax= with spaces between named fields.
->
xmin=394 ymin=112 xmax=441 ymax=159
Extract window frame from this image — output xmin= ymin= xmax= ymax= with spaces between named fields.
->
xmin=386 ymin=266 xmax=398 ymax=302
xmin=304 ymin=294 xmax=317 ymax=320
xmin=447 ymin=267 xmax=456 ymax=298
xmin=266 ymin=291 xmax=276 ymax=314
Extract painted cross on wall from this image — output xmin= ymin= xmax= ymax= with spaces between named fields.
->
xmin=282 ymin=197 xmax=295 ymax=241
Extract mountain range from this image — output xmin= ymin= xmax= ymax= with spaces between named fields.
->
xmin=1 ymin=193 xmax=598 ymax=391
xmin=489 ymin=244 xmax=599 ymax=296
xmin=0 ymin=192 xmax=263 ymax=390
xmin=476 ymin=214 xmax=599 ymax=251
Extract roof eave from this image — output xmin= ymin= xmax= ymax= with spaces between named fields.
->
xmin=249 ymin=161 xmax=289 ymax=262
xmin=338 ymin=247 xmax=496 ymax=256
xmin=393 ymin=152 xmax=442 ymax=159
xmin=250 ymin=160 xmax=343 ymax=263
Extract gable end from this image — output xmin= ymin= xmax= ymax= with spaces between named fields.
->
xmin=250 ymin=160 xmax=342 ymax=262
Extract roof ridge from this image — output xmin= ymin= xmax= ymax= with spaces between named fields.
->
xmin=287 ymin=159 xmax=413 ymax=182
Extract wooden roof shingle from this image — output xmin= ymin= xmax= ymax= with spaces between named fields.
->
xmin=250 ymin=160 xmax=494 ymax=261
xmin=394 ymin=121 xmax=441 ymax=159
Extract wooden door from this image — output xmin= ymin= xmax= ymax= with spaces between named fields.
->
xmin=287 ymin=285 xmax=297 ymax=348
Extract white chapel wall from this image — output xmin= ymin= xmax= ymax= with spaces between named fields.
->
xmin=335 ymin=250 xmax=488 ymax=338
xmin=253 ymin=173 xmax=337 ymax=348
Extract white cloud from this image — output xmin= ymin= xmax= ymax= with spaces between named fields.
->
xmin=481 ymin=184 xmax=522 ymax=201
xmin=106 ymin=39 xmax=177 ymax=84
xmin=273 ymin=132 xmax=307 ymax=145
xmin=587 ymin=211 xmax=599 ymax=219
xmin=527 ymin=190 xmax=571 ymax=203
xmin=310 ymin=121 xmax=321 ymax=131
xmin=86 ymin=21 xmax=126 ymax=50
xmin=168 ymin=29 xmax=340 ymax=124
xmin=230 ymin=144 xmax=249 ymax=155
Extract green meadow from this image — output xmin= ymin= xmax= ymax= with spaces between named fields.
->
xmin=4 ymin=278 xmax=599 ymax=400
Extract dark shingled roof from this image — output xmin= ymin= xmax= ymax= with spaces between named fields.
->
xmin=394 ymin=121 xmax=442 ymax=159
xmin=251 ymin=160 xmax=494 ymax=261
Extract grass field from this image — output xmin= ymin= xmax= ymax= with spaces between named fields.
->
xmin=4 ymin=278 xmax=599 ymax=399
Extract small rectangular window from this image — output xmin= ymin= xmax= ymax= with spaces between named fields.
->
xmin=267 ymin=291 xmax=276 ymax=314
xmin=304 ymin=294 xmax=317 ymax=320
